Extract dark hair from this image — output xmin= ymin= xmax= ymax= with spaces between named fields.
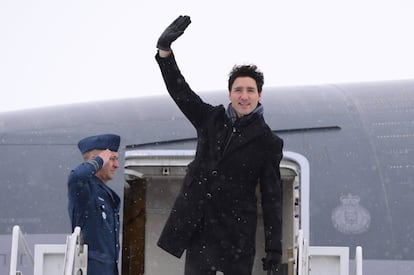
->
xmin=228 ymin=64 xmax=264 ymax=93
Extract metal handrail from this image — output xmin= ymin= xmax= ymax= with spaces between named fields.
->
xmin=9 ymin=225 xmax=34 ymax=275
xmin=63 ymin=226 xmax=87 ymax=275
xmin=297 ymin=229 xmax=309 ymax=275
xmin=355 ymin=246 xmax=363 ymax=275
xmin=63 ymin=226 xmax=80 ymax=275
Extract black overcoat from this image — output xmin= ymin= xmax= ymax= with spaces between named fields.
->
xmin=156 ymin=53 xmax=283 ymax=265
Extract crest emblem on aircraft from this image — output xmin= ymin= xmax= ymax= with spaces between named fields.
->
xmin=331 ymin=193 xmax=371 ymax=234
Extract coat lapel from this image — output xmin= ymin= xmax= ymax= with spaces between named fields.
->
xmin=219 ymin=117 xmax=267 ymax=162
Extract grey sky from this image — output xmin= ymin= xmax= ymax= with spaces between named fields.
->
xmin=1 ymin=0 xmax=413 ymax=112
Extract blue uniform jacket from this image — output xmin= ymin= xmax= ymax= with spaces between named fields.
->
xmin=68 ymin=157 xmax=121 ymax=275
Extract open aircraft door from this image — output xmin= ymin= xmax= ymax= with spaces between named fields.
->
xmin=122 ymin=149 xmax=304 ymax=275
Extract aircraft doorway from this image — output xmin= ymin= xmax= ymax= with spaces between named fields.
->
xmin=122 ymin=149 xmax=304 ymax=275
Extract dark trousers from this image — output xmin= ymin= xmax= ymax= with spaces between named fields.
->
xmin=184 ymin=235 xmax=254 ymax=275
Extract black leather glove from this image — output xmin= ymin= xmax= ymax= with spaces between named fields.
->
xmin=157 ymin=15 xmax=191 ymax=51
xmin=262 ymin=251 xmax=281 ymax=274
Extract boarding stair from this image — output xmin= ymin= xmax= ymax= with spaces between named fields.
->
xmin=295 ymin=229 xmax=363 ymax=275
xmin=9 ymin=225 xmax=87 ymax=275
xmin=9 ymin=226 xmax=362 ymax=275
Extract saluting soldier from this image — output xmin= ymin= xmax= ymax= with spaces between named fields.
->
xmin=67 ymin=134 xmax=121 ymax=275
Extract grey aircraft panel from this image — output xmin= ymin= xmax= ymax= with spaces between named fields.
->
xmin=0 ymin=79 xmax=413 ymax=274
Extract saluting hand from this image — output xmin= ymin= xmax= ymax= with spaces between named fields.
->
xmin=157 ymin=15 xmax=191 ymax=51
xmin=98 ymin=149 xmax=113 ymax=165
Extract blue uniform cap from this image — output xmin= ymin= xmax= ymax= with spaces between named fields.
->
xmin=78 ymin=134 xmax=121 ymax=154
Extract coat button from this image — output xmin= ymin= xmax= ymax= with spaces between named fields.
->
xmin=211 ymin=170 xmax=218 ymax=176
xmin=206 ymin=193 xmax=212 ymax=199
